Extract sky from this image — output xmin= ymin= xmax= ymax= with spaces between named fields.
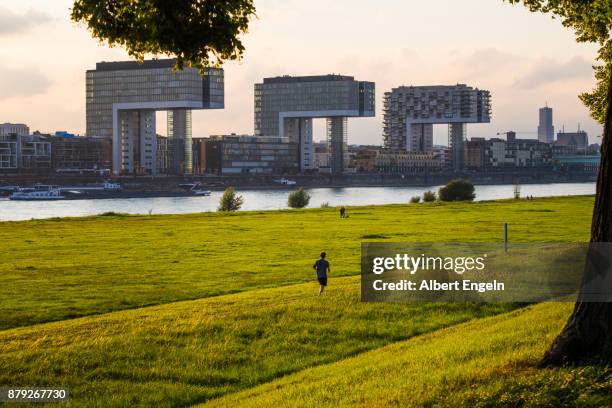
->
xmin=0 ymin=0 xmax=604 ymax=146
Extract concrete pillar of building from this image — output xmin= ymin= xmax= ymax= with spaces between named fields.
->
xmin=139 ymin=110 xmax=157 ymax=175
xmin=118 ymin=110 xmax=141 ymax=174
xmin=449 ymin=123 xmax=466 ymax=173
xmin=327 ymin=117 xmax=347 ymax=175
xmin=167 ymin=109 xmax=193 ymax=174
xmin=283 ymin=117 xmax=313 ymax=171
xmin=407 ymin=123 xmax=434 ymax=152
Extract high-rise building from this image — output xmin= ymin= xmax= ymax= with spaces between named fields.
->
xmin=538 ymin=106 xmax=554 ymax=144
xmin=86 ymin=59 xmax=224 ymax=175
xmin=383 ymin=84 xmax=491 ymax=172
xmin=254 ymin=75 xmax=375 ymax=174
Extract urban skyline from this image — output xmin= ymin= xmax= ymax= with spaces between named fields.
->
xmin=0 ymin=0 xmax=603 ymax=146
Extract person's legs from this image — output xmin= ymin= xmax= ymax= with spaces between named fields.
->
xmin=318 ymin=277 xmax=327 ymax=295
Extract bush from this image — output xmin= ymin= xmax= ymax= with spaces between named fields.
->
xmin=288 ymin=187 xmax=311 ymax=209
xmin=423 ymin=190 xmax=436 ymax=202
xmin=438 ymin=179 xmax=476 ymax=202
xmin=320 ymin=202 xmax=330 ymax=208
xmin=410 ymin=196 xmax=421 ymax=203
xmin=218 ymin=186 xmax=244 ymax=211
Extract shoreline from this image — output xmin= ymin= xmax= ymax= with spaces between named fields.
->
xmin=0 ymin=193 xmax=596 ymax=224
xmin=0 ymin=178 xmax=598 ymax=201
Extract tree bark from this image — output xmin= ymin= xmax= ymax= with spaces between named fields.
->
xmin=541 ymin=67 xmax=612 ymax=366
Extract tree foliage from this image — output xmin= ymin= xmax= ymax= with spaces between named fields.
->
xmin=505 ymin=0 xmax=612 ymax=123
xmin=410 ymin=196 xmax=421 ymax=204
xmin=71 ymin=0 xmax=257 ymax=72
xmin=288 ymin=188 xmax=311 ymax=209
xmin=423 ymin=190 xmax=437 ymax=202
xmin=438 ymin=179 xmax=475 ymax=202
xmin=218 ymin=186 xmax=244 ymax=212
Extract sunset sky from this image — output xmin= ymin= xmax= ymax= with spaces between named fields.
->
xmin=0 ymin=0 xmax=603 ymax=145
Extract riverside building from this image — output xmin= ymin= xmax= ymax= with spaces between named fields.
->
xmin=383 ymin=84 xmax=491 ymax=172
xmin=254 ymin=75 xmax=375 ymax=174
xmin=86 ymin=59 xmax=224 ymax=175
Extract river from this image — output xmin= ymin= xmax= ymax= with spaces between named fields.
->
xmin=0 ymin=182 xmax=596 ymax=221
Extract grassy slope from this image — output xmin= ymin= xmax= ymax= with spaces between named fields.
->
xmin=200 ymin=302 xmax=612 ymax=408
xmin=0 ymin=277 xmax=517 ymax=407
xmin=0 ymin=196 xmax=593 ymax=330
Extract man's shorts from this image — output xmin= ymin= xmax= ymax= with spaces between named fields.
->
xmin=317 ymin=277 xmax=328 ymax=286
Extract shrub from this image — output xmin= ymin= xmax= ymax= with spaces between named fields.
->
xmin=438 ymin=179 xmax=476 ymax=202
xmin=410 ymin=196 xmax=421 ymax=203
xmin=320 ymin=202 xmax=330 ymax=208
xmin=218 ymin=186 xmax=244 ymax=211
xmin=423 ymin=190 xmax=436 ymax=202
xmin=288 ymin=187 xmax=311 ymax=209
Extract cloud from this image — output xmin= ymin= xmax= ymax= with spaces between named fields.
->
xmin=0 ymin=6 xmax=52 ymax=36
xmin=514 ymin=56 xmax=593 ymax=89
xmin=453 ymin=48 xmax=523 ymax=77
xmin=0 ymin=66 xmax=52 ymax=100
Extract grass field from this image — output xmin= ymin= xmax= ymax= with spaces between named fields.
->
xmin=199 ymin=301 xmax=612 ymax=408
xmin=0 ymin=277 xmax=517 ymax=407
xmin=0 ymin=196 xmax=593 ymax=330
xmin=1 ymin=195 xmax=607 ymax=407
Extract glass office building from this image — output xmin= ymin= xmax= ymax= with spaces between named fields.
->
xmin=254 ymin=75 xmax=374 ymax=174
xmin=86 ymin=59 xmax=224 ymax=175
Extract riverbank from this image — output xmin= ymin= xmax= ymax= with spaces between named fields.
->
xmin=0 ymin=183 xmax=596 ymax=221
xmin=0 ymin=170 xmax=598 ymax=196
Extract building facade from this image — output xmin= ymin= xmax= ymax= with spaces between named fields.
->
xmin=194 ymin=135 xmax=299 ymax=175
xmin=375 ymin=150 xmax=442 ymax=174
xmin=254 ymin=75 xmax=375 ymax=174
xmin=383 ymin=84 xmax=491 ymax=172
xmin=51 ymin=136 xmax=112 ymax=171
xmin=465 ymin=136 xmax=552 ymax=170
xmin=0 ymin=134 xmax=51 ymax=172
xmin=556 ymin=130 xmax=588 ymax=150
xmin=538 ymin=106 xmax=554 ymax=144
xmin=86 ymin=59 xmax=224 ymax=175
xmin=0 ymin=123 xmax=29 ymax=137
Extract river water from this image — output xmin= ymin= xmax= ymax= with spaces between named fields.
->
xmin=0 ymin=182 xmax=596 ymax=222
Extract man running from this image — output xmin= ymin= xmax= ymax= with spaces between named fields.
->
xmin=313 ymin=251 xmax=330 ymax=295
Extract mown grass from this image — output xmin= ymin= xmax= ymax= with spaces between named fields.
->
xmin=199 ymin=301 xmax=612 ymax=408
xmin=0 ymin=196 xmax=593 ymax=330
xmin=0 ymin=277 xmax=518 ymax=407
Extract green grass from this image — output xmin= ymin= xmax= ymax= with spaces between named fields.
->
xmin=198 ymin=301 xmax=612 ymax=408
xmin=1 ymin=195 xmax=605 ymax=407
xmin=0 ymin=277 xmax=517 ymax=407
xmin=0 ymin=196 xmax=593 ymax=330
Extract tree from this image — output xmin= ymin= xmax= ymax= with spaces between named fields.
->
xmin=218 ymin=187 xmax=243 ymax=212
xmin=423 ymin=190 xmax=436 ymax=202
xmin=505 ymin=0 xmax=612 ymax=365
xmin=410 ymin=196 xmax=421 ymax=203
xmin=288 ymin=187 xmax=311 ymax=209
xmin=438 ymin=179 xmax=475 ymax=202
xmin=71 ymin=0 xmax=257 ymax=72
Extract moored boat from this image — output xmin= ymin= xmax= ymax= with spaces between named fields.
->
xmin=9 ymin=185 xmax=65 ymax=201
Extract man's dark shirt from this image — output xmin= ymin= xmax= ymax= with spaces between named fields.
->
xmin=314 ymin=259 xmax=329 ymax=278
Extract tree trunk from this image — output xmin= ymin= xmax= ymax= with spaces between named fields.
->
xmin=541 ymin=68 xmax=612 ymax=366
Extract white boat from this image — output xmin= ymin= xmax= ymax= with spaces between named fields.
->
xmin=274 ymin=178 xmax=297 ymax=186
xmin=189 ymin=183 xmax=211 ymax=196
xmin=9 ymin=185 xmax=65 ymax=201
xmin=103 ymin=180 xmax=122 ymax=190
